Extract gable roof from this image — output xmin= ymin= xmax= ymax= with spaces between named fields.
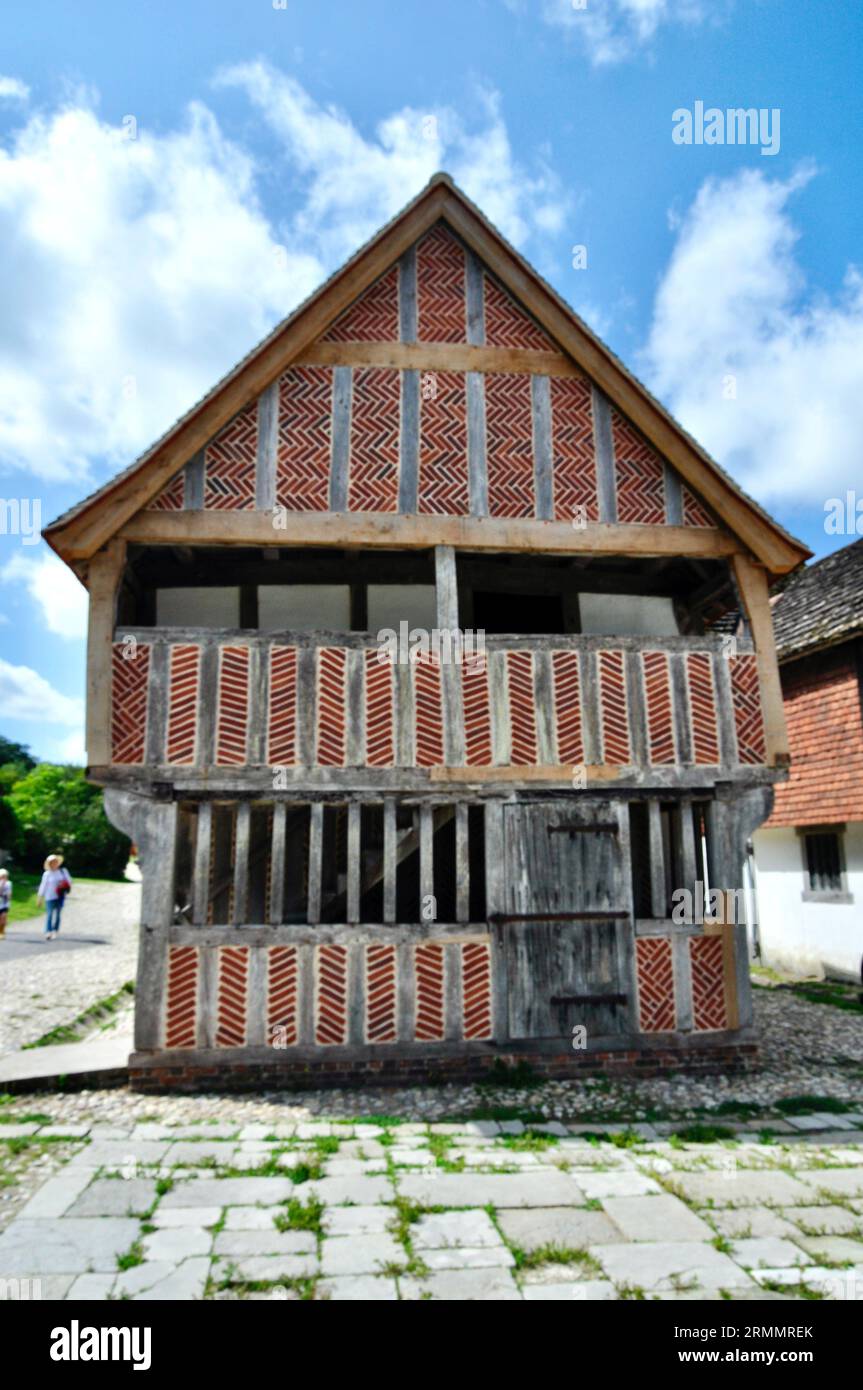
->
xmin=44 ymin=173 xmax=810 ymax=576
xmin=772 ymin=536 xmax=863 ymax=662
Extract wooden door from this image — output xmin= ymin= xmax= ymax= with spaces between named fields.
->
xmin=500 ymin=801 xmax=635 ymax=1041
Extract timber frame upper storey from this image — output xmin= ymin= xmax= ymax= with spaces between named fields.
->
xmin=44 ymin=174 xmax=810 ymax=1087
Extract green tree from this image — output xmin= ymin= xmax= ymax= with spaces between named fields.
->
xmin=0 ymin=736 xmax=37 ymax=768
xmin=0 ymin=736 xmax=38 ymax=796
xmin=0 ymin=796 xmax=20 ymax=858
xmin=7 ymin=764 xmax=129 ymax=877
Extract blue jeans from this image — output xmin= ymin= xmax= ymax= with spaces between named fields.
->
xmin=45 ymin=899 xmax=63 ymax=934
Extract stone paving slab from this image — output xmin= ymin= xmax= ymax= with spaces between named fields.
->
xmin=590 ymin=1240 xmax=756 ymax=1292
xmin=154 ymin=1206 xmax=223 ymax=1229
xmin=730 ymin=1236 xmax=812 ymax=1269
xmin=212 ymin=1253 xmax=318 ymax=1282
xmin=67 ymin=1273 xmax=117 ymax=1300
xmin=667 ymin=1169 xmax=813 ymax=1208
xmin=709 ymin=1208 xmax=800 ymax=1240
xmin=796 ymin=1235 xmax=863 ymax=1263
xmin=412 ymin=1210 xmax=503 ymax=1249
xmin=0 ymin=1217 xmax=139 ymax=1274
xmin=66 ymin=1178 xmax=157 ymax=1218
xmin=319 ymin=1275 xmax=399 ymax=1301
xmin=321 ymin=1205 xmax=394 ymax=1236
xmin=420 ymin=1245 xmax=515 ymax=1270
xmin=214 ymin=1229 xmax=317 ymax=1258
xmin=143 ymin=1228 xmax=213 ymax=1261
xmin=573 ymin=1170 xmax=663 ymax=1199
xmin=160 ymin=1178 xmax=296 ymax=1208
xmin=601 ymin=1194 xmax=714 ymax=1243
xmin=496 ymin=1206 xmax=622 ymax=1251
xmin=798 ymin=1168 xmax=863 ymax=1198
xmin=395 ymin=1169 xmax=584 ymax=1208
xmin=306 ymin=1175 xmax=393 ymax=1205
xmin=400 ymin=1268 xmax=522 ymax=1300
xmin=221 ymin=1207 xmax=286 ymax=1231
xmin=523 ymin=1279 xmax=617 ymax=1301
xmin=129 ymin=1257 xmax=211 ymax=1302
xmin=320 ymin=1234 xmax=403 ymax=1276
xmin=785 ymin=1205 xmax=863 ymax=1235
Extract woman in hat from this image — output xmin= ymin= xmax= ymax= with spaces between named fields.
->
xmin=37 ymin=854 xmax=72 ymax=939
xmin=0 ymin=868 xmax=10 ymax=938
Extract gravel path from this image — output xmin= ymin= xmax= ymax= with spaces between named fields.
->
xmin=0 ymin=882 xmax=140 ymax=1052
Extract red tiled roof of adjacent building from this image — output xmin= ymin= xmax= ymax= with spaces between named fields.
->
xmin=765 ymin=537 xmax=863 ymax=828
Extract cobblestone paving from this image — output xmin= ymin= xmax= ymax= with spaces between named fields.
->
xmin=0 ymin=882 xmax=140 ymax=1051
xmin=1 ymin=1116 xmax=862 ymax=1301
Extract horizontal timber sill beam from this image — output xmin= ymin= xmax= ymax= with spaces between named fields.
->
xmin=118 ymin=510 xmax=739 ymax=560
xmin=90 ymin=765 xmax=785 ymax=793
xmin=295 ymin=339 xmax=582 ymax=378
xmin=112 ymin=627 xmax=755 ymax=655
xmin=169 ymin=922 xmax=491 ymax=947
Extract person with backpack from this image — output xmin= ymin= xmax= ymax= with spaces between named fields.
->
xmin=0 ymin=868 xmax=11 ymax=938
xmin=37 ymin=854 xmax=72 ymax=939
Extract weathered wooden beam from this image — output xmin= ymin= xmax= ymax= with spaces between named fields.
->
xmin=347 ymin=802 xmax=361 ymax=924
xmin=192 ymin=802 xmax=213 ymax=926
xmin=120 ymin=508 xmax=739 ymax=561
xmin=435 ymin=545 xmax=465 ymax=766
xmin=85 ymin=539 xmax=126 ymax=766
xmin=255 ymin=383 xmax=278 ymax=513
xmin=731 ymin=554 xmax=790 ymax=765
xmin=232 ymin=802 xmax=251 ymax=926
xmin=269 ymin=801 xmax=287 ymax=926
xmin=307 ymin=803 xmax=323 ymax=925
xmin=455 ymin=803 xmax=470 ymax=924
xmin=296 ymin=339 xmax=581 ymax=378
xmin=383 ymin=798 xmax=397 ymax=924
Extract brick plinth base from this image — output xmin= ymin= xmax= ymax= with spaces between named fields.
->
xmin=129 ymin=1042 xmax=759 ymax=1094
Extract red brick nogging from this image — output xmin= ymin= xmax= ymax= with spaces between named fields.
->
xmin=129 ymin=1044 xmax=759 ymax=1095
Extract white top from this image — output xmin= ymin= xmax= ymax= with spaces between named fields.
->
xmin=38 ymin=868 xmax=72 ymax=902
xmin=0 ymin=879 xmax=10 ymax=910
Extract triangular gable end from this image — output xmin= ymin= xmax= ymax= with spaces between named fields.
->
xmin=146 ymin=219 xmax=721 ymax=532
xmin=44 ymin=176 xmax=808 ymax=575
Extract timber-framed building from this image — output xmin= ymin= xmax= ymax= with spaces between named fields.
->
xmin=44 ymin=175 xmax=809 ymax=1089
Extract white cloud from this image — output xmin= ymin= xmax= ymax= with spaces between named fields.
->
xmin=215 ymin=64 xmax=570 ymax=266
xmin=0 ymin=96 xmax=323 ymax=485
xmin=0 ymin=73 xmax=569 ymax=489
xmin=540 ymin=0 xmax=713 ymax=65
xmin=59 ymin=730 xmax=86 ymax=765
xmin=0 ymin=76 xmax=29 ymax=104
xmin=2 ymin=551 xmax=88 ymax=639
xmin=641 ymin=166 xmax=863 ymax=506
xmin=0 ymin=657 xmax=83 ymax=724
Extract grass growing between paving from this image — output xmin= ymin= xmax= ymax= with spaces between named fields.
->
xmin=22 ymin=981 xmax=135 ymax=1049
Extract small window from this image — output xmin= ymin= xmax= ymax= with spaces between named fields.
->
xmin=367 ymin=585 xmax=437 ymax=634
xmin=156 ymin=587 xmax=240 ymax=628
xmin=804 ymin=832 xmax=843 ymax=894
xmin=579 ymin=593 xmax=679 ymax=637
xmin=259 ymin=585 xmax=350 ymax=632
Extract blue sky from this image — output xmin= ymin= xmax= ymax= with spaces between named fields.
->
xmin=0 ymin=0 xmax=861 ymax=762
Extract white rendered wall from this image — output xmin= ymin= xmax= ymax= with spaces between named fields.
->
xmin=752 ymin=823 xmax=863 ymax=980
